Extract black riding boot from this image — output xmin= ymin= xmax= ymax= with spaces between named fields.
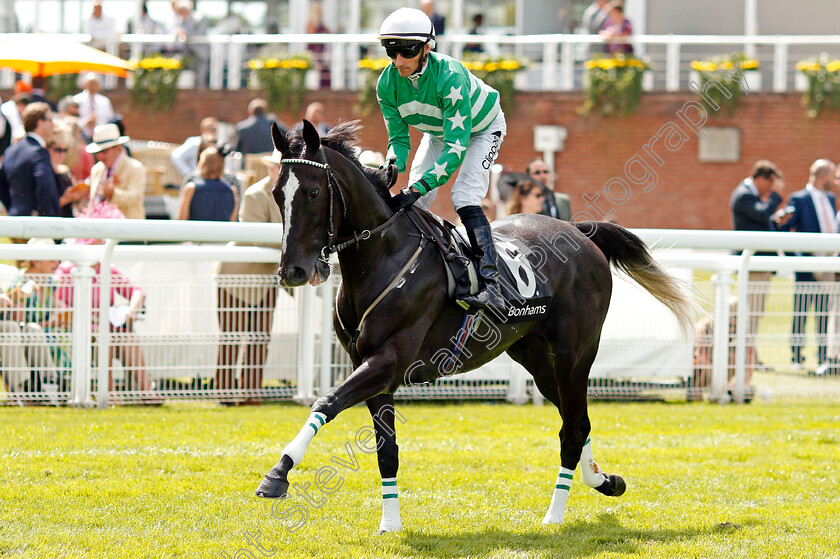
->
xmin=459 ymin=224 xmax=507 ymax=313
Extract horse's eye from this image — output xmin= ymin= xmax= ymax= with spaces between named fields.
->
xmin=308 ymin=188 xmax=320 ymax=200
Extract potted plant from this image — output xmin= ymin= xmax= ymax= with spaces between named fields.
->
xmin=795 ymin=54 xmax=840 ymax=118
xmin=579 ymin=54 xmax=650 ymax=117
xmin=689 ymin=53 xmax=760 ymax=114
xmin=129 ymin=55 xmax=182 ymax=112
xmin=248 ymin=52 xmax=312 ymax=115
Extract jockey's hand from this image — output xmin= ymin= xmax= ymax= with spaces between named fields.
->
xmin=389 ymin=186 xmax=422 ymax=212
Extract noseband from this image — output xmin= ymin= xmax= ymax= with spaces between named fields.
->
xmin=281 ymin=148 xmax=404 ymax=264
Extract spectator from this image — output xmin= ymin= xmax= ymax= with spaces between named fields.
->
xmin=420 ymin=0 xmax=445 ymax=39
xmin=85 ymin=0 xmax=119 ymax=51
xmin=56 ymin=204 xmax=151 ymax=394
xmin=775 ymin=158 xmax=837 ymax=371
xmin=47 ymin=129 xmax=88 ymax=217
xmin=57 ymin=96 xmax=80 ymax=120
xmin=0 ymin=102 xmax=60 ymax=217
xmin=730 ymin=159 xmax=784 ymax=367
xmin=170 ymin=116 xmax=218 ymax=177
xmin=306 ymin=1 xmax=332 ymax=89
xmin=464 ymin=14 xmax=484 ymax=54
xmin=235 ymin=99 xmax=283 ymax=155
xmin=581 ymin=0 xmax=609 ymax=55
xmin=214 ymin=149 xmax=284 ymax=403
xmin=1 ymin=86 xmax=31 ymax=144
xmin=507 ymin=179 xmax=545 ymax=215
xmin=73 ymin=73 xmax=115 ymax=140
xmin=293 ymin=102 xmax=331 ymax=136
xmin=0 ymin=238 xmax=63 ymax=396
xmin=179 ymin=136 xmax=242 ymax=207
xmin=176 ymin=147 xmax=237 ymax=221
xmin=86 ymin=123 xmax=146 ymax=219
xmin=135 ymin=2 xmax=163 ymax=55
xmin=526 ymin=157 xmax=572 ymax=220
xmin=29 ymin=78 xmax=56 ymax=112
xmin=0 ymin=97 xmax=9 ymax=159
xmin=599 ymin=1 xmax=633 ymax=55
xmin=62 ymin=117 xmax=95 ymax=182
xmin=692 ymin=296 xmax=756 ymax=399
xmin=582 ymin=0 xmax=610 ymax=34
xmin=172 ymin=0 xmax=210 ymax=88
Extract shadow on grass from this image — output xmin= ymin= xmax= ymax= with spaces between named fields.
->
xmin=400 ymin=514 xmax=746 ymax=558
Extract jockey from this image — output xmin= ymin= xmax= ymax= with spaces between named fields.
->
xmin=377 ymin=7 xmax=507 ymax=314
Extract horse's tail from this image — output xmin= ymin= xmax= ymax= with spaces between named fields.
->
xmin=576 ymin=221 xmax=696 ymax=338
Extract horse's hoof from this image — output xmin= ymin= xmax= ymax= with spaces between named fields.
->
xmin=542 ymin=514 xmax=564 ymax=525
xmin=610 ymin=474 xmax=626 ymax=497
xmin=255 ymin=474 xmax=289 ymax=499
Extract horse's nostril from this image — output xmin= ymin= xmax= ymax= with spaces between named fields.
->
xmin=289 ymin=267 xmax=308 ymax=285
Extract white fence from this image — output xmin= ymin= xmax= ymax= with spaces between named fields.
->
xmin=1 ymin=217 xmax=840 ymax=407
xmin=3 ymin=32 xmax=840 ymax=93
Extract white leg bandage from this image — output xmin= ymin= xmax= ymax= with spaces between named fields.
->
xmin=378 ymin=477 xmax=402 ymax=533
xmin=543 ymin=466 xmax=574 ymax=524
xmin=580 ymin=438 xmax=607 ymax=488
xmin=281 ymin=412 xmax=327 ymax=467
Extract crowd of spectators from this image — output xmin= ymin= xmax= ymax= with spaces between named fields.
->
xmin=1 ymin=3 xmax=838 ymax=402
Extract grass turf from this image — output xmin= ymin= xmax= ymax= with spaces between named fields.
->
xmin=1 ymin=400 xmax=838 ymax=558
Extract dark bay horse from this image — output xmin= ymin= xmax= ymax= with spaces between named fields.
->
xmin=256 ymin=119 xmax=694 ymax=532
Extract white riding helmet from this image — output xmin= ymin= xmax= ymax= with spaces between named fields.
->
xmin=378 ymin=7 xmax=436 ymax=49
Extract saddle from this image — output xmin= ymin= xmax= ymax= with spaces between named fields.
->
xmin=405 ymin=207 xmax=478 ymax=303
xmin=406 ymin=207 xmax=552 ymax=323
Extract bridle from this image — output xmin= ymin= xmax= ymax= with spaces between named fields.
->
xmin=281 ymin=147 xmax=404 ymax=265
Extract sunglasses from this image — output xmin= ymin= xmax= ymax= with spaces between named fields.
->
xmin=385 ymin=43 xmax=425 ymax=59
xmin=50 ymin=147 xmax=68 ymax=153
xmin=531 ymin=169 xmax=551 ymax=175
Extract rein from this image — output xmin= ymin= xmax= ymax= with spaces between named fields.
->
xmin=282 ymin=147 xmax=425 ymax=349
xmin=281 ymin=149 xmax=403 ymax=263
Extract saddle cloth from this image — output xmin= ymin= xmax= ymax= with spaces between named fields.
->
xmin=447 ymin=224 xmax=552 ymax=323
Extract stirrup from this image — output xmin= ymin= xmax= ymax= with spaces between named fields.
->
xmin=459 ymin=286 xmax=506 ymax=313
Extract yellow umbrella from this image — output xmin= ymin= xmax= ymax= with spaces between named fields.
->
xmin=0 ymin=34 xmax=132 ymax=77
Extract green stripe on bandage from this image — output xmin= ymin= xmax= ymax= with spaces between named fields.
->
xmin=382 ymin=481 xmax=397 ymax=486
xmin=558 ymin=473 xmax=574 ymax=480
xmin=314 ymin=415 xmax=326 ymax=426
xmin=584 ymin=438 xmax=591 ymax=446
xmin=382 ymin=494 xmax=399 ymax=499
xmin=309 ymin=423 xmax=319 ymax=433
xmin=555 ymin=484 xmax=571 ymax=491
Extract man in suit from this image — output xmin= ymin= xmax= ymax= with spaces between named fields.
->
xmin=776 ymin=158 xmax=837 ymax=369
xmin=730 ymin=159 xmax=785 ymax=366
xmin=0 ymin=102 xmax=60 ymax=217
xmin=234 ymin=99 xmax=283 ymax=155
xmin=214 ymin=150 xmax=283 ymax=403
xmin=86 ymin=123 xmax=146 ymax=219
xmin=73 ymin=73 xmax=115 ymax=140
xmin=526 ymin=157 xmax=572 ymax=221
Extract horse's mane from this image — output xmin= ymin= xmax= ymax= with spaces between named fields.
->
xmin=284 ymin=120 xmax=393 ymax=203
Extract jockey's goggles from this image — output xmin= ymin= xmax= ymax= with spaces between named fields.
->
xmin=384 ymin=41 xmax=425 ymax=59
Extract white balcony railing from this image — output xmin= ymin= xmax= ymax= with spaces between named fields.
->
xmin=3 ymin=32 xmax=840 ymax=94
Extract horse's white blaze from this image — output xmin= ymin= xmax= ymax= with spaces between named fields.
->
xmin=281 ymin=172 xmax=300 ymax=253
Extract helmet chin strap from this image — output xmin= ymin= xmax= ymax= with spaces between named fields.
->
xmin=411 ymin=42 xmax=430 ymax=77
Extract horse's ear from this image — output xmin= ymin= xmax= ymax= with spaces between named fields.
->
xmin=302 ymin=119 xmax=321 ymax=154
xmin=271 ymin=122 xmax=289 ymax=154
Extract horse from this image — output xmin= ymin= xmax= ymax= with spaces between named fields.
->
xmin=255 ymin=119 xmax=695 ymax=533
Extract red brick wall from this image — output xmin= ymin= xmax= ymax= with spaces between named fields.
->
xmin=28 ymin=89 xmax=835 ymax=229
